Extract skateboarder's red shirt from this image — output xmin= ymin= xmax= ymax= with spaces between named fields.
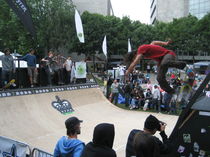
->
xmin=137 ymin=44 xmax=176 ymax=64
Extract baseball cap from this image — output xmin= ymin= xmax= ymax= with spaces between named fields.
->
xmin=65 ymin=117 xmax=83 ymax=129
xmin=144 ymin=115 xmax=161 ymax=131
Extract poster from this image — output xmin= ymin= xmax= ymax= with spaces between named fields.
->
xmin=75 ymin=62 xmax=86 ymax=79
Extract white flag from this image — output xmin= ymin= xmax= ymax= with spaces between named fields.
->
xmin=75 ymin=9 xmax=85 ymax=43
xmin=128 ymin=38 xmax=132 ymax=53
xmin=102 ymin=35 xmax=107 ymax=57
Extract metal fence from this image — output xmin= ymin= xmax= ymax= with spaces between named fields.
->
xmin=32 ymin=148 xmax=53 ymax=157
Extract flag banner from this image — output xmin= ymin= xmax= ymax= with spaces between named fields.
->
xmin=0 ymin=136 xmax=29 ymax=157
xmin=75 ymin=9 xmax=85 ymax=43
xmin=75 ymin=62 xmax=86 ymax=78
xmin=5 ymin=0 xmax=36 ymax=37
xmin=102 ymin=35 xmax=107 ymax=57
xmin=128 ymin=38 xmax=132 ymax=53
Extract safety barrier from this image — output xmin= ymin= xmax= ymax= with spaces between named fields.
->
xmin=0 ymin=136 xmax=54 ymax=157
xmin=32 ymin=148 xmax=53 ymax=157
xmin=0 ymin=136 xmax=31 ymax=157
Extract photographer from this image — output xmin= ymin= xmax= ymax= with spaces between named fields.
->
xmin=125 ymin=115 xmax=172 ymax=157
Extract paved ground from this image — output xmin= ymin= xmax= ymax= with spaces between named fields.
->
xmin=0 ymin=87 xmax=178 ymax=157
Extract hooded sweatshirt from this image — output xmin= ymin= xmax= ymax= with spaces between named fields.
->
xmin=54 ymin=136 xmax=85 ymax=157
xmin=81 ymin=123 xmax=116 ymax=157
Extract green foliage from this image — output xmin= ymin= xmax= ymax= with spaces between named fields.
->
xmin=0 ymin=1 xmax=210 ymax=59
xmin=0 ymin=0 xmax=76 ymax=55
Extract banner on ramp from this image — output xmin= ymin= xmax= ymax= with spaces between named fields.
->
xmin=0 ymin=136 xmax=30 ymax=157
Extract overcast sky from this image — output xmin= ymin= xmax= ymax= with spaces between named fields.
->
xmin=111 ymin=0 xmax=150 ymax=24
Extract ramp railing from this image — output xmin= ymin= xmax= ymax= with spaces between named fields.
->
xmin=32 ymin=148 xmax=53 ymax=157
xmin=0 ymin=136 xmax=31 ymax=157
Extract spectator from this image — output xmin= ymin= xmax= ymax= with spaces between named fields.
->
xmin=126 ymin=115 xmax=172 ymax=157
xmin=54 ymin=53 xmax=66 ymax=85
xmin=138 ymin=89 xmax=145 ymax=108
xmin=110 ymin=79 xmax=119 ymax=105
xmin=153 ymin=65 xmax=157 ymax=73
xmin=107 ymin=75 xmax=113 ymax=98
xmin=145 ymin=73 xmax=150 ymax=84
xmin=152 ymin=85 xmax=161 ymax=112
xmin=81 ymin=123 xmax=116 ymax=157
xmin=162 ymin=91 xmax=172 ymax=112
xmin=130 ymin=88 xmax=138 ymax=109
xmin=54 ymin=117 xmax=85 ymax=157
xmin=71 ymin=62 xmax=76 ymax=84
xmin=147 ymin=64 xmax=151 ymax=73
xmin=41 ymin=51 xmax=54 ymax=86
xmin=133 ymin=131 xmax=160 ymax=157
xmin=118 ymin=64 xmax=125 ymax=84
xmin=124 ymin=80 xmax=132 ymax=107
xmin=64 ymin=56 xmax=72 ymax=84
xmin=0 ymin=48 xmax=16 ymax=87
xmin=143 ymin=88 xmax=153 ymax=110
xmin=131 ymin=70 xmax=138 ymax=83
xmin=20 ymin=48 xmax=37 ymax=87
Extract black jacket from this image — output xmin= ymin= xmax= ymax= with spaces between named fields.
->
xmin=81 ymin=123 xmax=116 ymax=157
xmin=126 ymin=129 xmax=172 ymax=157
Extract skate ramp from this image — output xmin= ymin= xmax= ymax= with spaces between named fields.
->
xmin=0 ymin=88 xmax=178 ymax=157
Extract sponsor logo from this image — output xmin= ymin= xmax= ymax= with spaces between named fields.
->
xmin=52 ymin=96 xmax=74 ymax=114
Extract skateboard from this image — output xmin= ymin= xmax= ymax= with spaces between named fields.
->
xmin=2 ymin=79 xmax=15 ymax=90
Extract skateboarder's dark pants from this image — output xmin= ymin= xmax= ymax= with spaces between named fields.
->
xmin=157 ymin=54 xmax=185 ymax=93
xmin=1 ymin=70 xmax=13 ymax=86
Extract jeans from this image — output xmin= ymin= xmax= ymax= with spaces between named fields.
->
xmin=124 ymin=93 xmax=130 ymax=107
xmin=111 ymin=93 xmax=119 ymax=105
xmin=1 ymin=70 xmax=14 ymax=86
xmin=153 ymin=98 xmax=160 ymax=112
xmin=157 ymin=54 xmax=185 ymax=93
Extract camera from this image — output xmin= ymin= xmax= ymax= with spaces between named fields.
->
xmin=157 ymin=121 xmax=166 ymax=131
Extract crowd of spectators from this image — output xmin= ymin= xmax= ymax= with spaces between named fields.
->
xmin=0 ymin=48 xmax=83 ymax=88
xmin=108 ymin=66 xmax=204 ymax=114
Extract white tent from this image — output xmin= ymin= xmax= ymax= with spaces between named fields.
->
xmin=0 ymin=52 xmax=28 ymax=68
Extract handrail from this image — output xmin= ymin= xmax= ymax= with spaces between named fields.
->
xmin=31 ymin=148 xmax=53 ymax=157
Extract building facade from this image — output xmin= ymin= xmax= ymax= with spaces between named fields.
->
xmin=189 ymin=0 xmax=210 ymax=19
xmin=150 ymin=0 xmax=210 ymax=24
xmin=71 ymin=0 xmax=114 ymax=16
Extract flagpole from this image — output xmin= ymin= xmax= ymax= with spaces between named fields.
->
xmin=102 ymin=35 xmax=109 ymax=98
xmin=106 ymin=53 xmax=109 ymax=98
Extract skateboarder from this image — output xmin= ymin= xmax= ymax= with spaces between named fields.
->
xmin=124 ymin=40 xmax=186 ymax=94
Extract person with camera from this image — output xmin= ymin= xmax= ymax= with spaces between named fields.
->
xmin=41 ymin=51 xmax=55 ymax=86
xmin=125 ymin=115 xmax=172 ymax=157
xmin=54 ymin=116 xmax=85 ymax=157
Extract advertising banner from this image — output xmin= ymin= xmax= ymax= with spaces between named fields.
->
xmin=75 ymin=62 xmax=86 ymax=78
